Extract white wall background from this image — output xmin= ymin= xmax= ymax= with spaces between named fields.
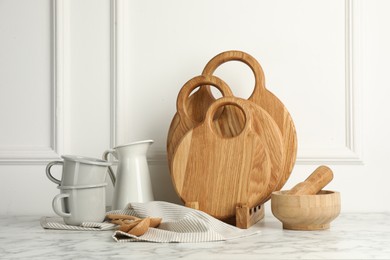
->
xmin=0 ymin=0 xmax=389 ymax=215
xmin=0 ymin=0 xmax=111 ymax=214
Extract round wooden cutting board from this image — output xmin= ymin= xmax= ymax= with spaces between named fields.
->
xmin=166 ymin=75 xmax=233 ymax=170
xmin=201 ymin=50 xmax=298 ymax=193
xmin=171 ymin=97 xmax=283 ymax=220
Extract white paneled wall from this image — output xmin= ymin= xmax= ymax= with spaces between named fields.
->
xmin=0 ymin=0 xmax=58 ymax=162
xmin=0 ymin=0 xmax=111 ymax=214
xmin=117 ymin=0 xmax=352 ymax=163
xmin=1 ymin=0 xmax=390 ymax=214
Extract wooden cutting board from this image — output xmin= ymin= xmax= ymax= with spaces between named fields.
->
xmin=201 ymin=50 xmax=298 ymax=194
xmin=171 ymin=97 xmax=283 ymax=220
xmin=246 ymin=102 xmax=284 ymax=204
xmin=167 ymin=75 xmax=233 ymax=170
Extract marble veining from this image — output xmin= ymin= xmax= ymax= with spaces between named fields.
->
xmin=0 ymin=213 xmax=389 ymax=259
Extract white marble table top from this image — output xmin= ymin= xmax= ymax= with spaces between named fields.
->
xmin=0 ymin=212 xmax=389 ymax=259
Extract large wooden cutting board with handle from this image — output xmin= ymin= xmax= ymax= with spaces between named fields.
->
xmin=202 ymin=50 xmax=298 ymax=194
xmin=171 ymin=97 xmax=282 ymax=220
xmin=167 ymin=75 xmax=233 ymax=169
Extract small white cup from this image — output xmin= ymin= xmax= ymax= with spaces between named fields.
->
xmin=46 ymin=155 xmax=112 ymax=186
xmin=52 ymin=183 xmax=107 ymax=226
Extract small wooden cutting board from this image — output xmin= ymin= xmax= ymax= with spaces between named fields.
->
xmin=167 ymin=75 xmax=233 ymax=170
xmin=171 ymin=97 xmax=282 ymax=220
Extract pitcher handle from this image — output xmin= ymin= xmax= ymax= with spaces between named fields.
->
xmin=103 ymin=149 xmax=117 ymax=186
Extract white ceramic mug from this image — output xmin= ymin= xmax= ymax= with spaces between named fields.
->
xmin=46 ymin=155 xmax=112 ymax=186
xmin=52 ymin=183 xmax=107 ymax=226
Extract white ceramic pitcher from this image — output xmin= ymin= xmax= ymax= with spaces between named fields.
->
xmin=103 ymin=140 xmax=154 ymax=210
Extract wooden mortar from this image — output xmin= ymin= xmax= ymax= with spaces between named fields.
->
xmin=271 ymin=166 xmax=340 ymax=230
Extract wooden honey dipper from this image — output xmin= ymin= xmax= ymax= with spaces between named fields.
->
xmin=286 ymin=165 xmax=334 ymax=195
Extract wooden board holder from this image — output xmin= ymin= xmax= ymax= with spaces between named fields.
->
xmin=185 ymin=201 xmax=264 ymax=229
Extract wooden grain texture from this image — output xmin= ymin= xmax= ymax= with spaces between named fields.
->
xmin=271 ymin=190 xmax=341 ymax=230
xmin=246 ymin=102 xmax=284 ymax=205
xmin=286 ymin=165 xmax=334 ymax=195
xmin=171 ymin=97 xmax=277 ymax=220
xmin=166 ymin=75 xmax=233 ymax=170
xmin=202 ymin=50 xmax=298 ymax=195
xmin=178 ymin=100 xmax=284 ymax=208
xmin=235 ymin=203 xmax=265 ymax=229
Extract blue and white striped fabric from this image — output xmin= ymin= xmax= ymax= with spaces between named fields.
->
xmin=108 ymin=201 xmax=261 ymax=243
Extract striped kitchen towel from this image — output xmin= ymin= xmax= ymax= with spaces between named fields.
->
xmin=108 ymin=201 xmax=261 ymax=243
xmin=40 ymin=216 xmax=117 ymax=231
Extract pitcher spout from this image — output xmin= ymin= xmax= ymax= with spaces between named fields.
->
xmin=115 ymin=140 xmax=154 ymax=156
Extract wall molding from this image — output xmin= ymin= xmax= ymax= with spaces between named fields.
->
xmin=112 ymin=0 xmax=363 ymax=165
xmin=110 ymin=0 xmax=129 ymax=148
xmin=110 ymin=0 xmax=119 ymax=148
xmin=0 ymin=0 xmax=68 ymax=164
xmin=297 ymin=0 xmax=362 ymax=165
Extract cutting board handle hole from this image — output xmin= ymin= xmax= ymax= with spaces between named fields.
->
xmin=209 ymin=60 xmax=257 ymax=99
xmin=211 ymin=104 xmax=246 ymax=138
xmin=188 ymin=86 xmax=224 ymax=100
xmin=186 ymin=86 xmax=223 ymax=123
xmin=188 ymin=86 xmax=199 ymax=97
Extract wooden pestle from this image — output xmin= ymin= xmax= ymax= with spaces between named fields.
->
xmin=286 ymin=166 xmax=333 ymax=195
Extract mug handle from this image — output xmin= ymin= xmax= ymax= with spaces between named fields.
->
xmin=52 ymin=193 xmax=71 ymax=218
xmin=46 ymin=161 xmax=63 ymax=185
xmin=102 ymin=149 xmax=117 ymax=185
